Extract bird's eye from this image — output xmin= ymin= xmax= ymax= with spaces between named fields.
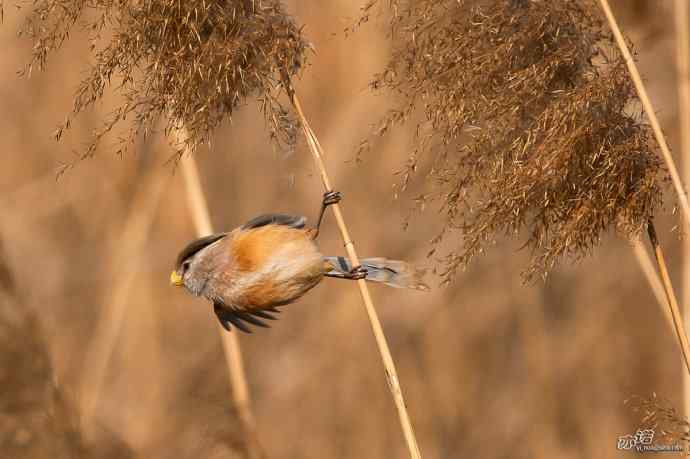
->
xmin=181 ymin=260 xmax=191 ymax=272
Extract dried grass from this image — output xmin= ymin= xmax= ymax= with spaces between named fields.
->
xmin=361 ymin=0 xmax=665 ymax=281
xmin=19 ymin=0 xmax=308 ymax=168
xmin=628 ymin=394 xmax=690 ymax=447
xmin=598 ymin=0 xmax=690 ymax=224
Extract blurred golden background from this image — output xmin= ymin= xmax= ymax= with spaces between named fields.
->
xmin=0 ymin=0 xmax=686 ymax=457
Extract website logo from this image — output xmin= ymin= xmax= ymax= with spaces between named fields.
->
xmin=616 ymin=428 xmax=682 ymax=453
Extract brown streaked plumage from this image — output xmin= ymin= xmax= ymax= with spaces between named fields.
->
xmin=170 ymin=193 xmax=429 ymax=333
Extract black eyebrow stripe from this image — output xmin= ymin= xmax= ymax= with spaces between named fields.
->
xmin=175 ymin=233 xmax=226 ymax=268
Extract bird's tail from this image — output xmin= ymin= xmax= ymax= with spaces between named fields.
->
xmin=324 ymin=256 xmax=429 ymax=291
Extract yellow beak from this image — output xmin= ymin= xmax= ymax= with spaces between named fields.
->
xmin=170 ymin=270 xmax=184 ymax=286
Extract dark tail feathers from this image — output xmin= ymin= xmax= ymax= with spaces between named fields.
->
xmin=324 ymin=256 xmax=429 ymax=291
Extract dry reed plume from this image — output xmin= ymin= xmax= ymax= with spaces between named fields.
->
xmin=628 ymin=394 xmax=690 ymax=448
xmin=361 ymin=0 xmax=665 ymax=281
xmin=357 ymin=0 xmax=690 ymax=382
xmin=20 ymin=0 xmax=308 ymax=166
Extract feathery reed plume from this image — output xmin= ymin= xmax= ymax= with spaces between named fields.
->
xmin=360 ymin=0 xmax=690 ymax=374
xmin=598 ymin=0 xmax=690 ymax=224
xmin=19 ymin=0 xmax=307 ymax=169
xmin=284 ymin=83 xmax=422 ymax=459
xmin=362 ymin=0 xmax=664 ymax=281
xmin=627 ymin=394 xmax=690 ymax=449
xmin=675 ymin=0 xmax=690 ymax=421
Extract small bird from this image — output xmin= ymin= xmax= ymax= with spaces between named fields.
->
xmin=170 ymin=191 xmax=428 ymax=332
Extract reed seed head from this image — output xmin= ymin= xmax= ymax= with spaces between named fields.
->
xmin=364 ymin=0 xmax=666 ymax=281
xmin=627 ymin=395 xmax=690 ymax=447
xmin=20 ymin=0 xmax=308 ymax=166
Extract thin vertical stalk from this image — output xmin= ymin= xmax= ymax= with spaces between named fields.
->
xmin=285 ymin=85 xmax=422 ymax=459
xmin=175 ymin=132 xmax=264 ymax=459
xmin=632 ymin=240 xmax=673 ymax=328
xmin=675 ymin=0 xmax=690 ymax=423
xmin=647 ymin=221 xmax=690 ymax=376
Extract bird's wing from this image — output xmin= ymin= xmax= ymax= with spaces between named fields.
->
xmin=213 ymin=302 xmax=279 ymax=333
xmin=240 ymin=214 xmax=306 ymax=230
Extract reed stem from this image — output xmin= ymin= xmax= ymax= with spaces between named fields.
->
xmin=632 ymin=240 xmax=673 ymax=328
xmin=285 ymin=84 xmax=422 ymax=459
xmin=176 ymin=128 xmax=265 ymax=459
xmin=647 ymin=220 xmax=690 ymax=376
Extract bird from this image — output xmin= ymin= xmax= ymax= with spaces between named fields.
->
xmin=170 ymin=191 xmax=429 ymax=332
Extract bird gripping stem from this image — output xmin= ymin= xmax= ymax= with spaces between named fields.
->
xmin=282 ymin=76 xmax=422 ymax=459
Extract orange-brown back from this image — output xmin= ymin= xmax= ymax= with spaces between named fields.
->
xmin=227 ymin=225 xmax=324 ymax=309
xmin=230 ymin=225 xmax=316 ymax=272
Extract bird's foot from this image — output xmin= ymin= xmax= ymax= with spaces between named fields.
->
xmin=322 ymin=190 xmax=342 ymax=207
xmin=348 ymin=265 xmax=368 ymax=280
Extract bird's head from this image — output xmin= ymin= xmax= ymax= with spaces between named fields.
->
xmin=171 ymin=233 xmax=226 ymax=294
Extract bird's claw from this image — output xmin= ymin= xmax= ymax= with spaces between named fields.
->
xmin=349 ymin=265 xmax=368 ymax=280
xmin=323 ymin=190 xmax=342 ymax=206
